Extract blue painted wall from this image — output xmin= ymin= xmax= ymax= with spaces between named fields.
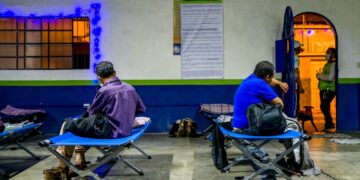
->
xmin=0 ymin=85 xmax=238 ymax=134
xmin=337 ymin=83 xmax=360 ymax=132
xmin=0 ymin=83 xmax=359 ymax=133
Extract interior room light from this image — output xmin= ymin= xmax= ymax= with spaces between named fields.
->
xmin=307 ymin=29 xmax=315 ymax=35
xmin=0 ymin=3 xmax=103 ymax=72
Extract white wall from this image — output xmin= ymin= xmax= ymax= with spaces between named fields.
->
xmin=0 ymin=0 xmax=359 ymax=80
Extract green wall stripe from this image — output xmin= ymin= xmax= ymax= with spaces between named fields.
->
xmin=0 ymin=79 xmax=242 ymax=86
xmin=338 ymin=78 xmax=360 ymax=84
xmin=0 ymin=80 xmax=98 ymax=86
xmin=181 ymin=0 xmax=223 ymax=4
xmin=125 ymin=79 xmax=241 ymax=85
xmin=0 ymin=78 xmax=358 ymax=86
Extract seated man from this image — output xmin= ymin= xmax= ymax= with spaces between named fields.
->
xmin=232 ymin=60 xmax=288 ymax=132
xmin=232 ymin=61 xmax=320 ymax=176
xmin=46 ymin=61 xmax=146 ymax=178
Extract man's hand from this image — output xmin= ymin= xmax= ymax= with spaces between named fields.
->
xmin=279 ymin=82 xmax=289 ymax=93
xmin=270 ymin=78 xmax=289 ymax=93
xmin=316 ymin=73 xmax=321 ymax=80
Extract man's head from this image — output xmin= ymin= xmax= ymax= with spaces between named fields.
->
xmin=325 ymin=47 xmax=336 ymax=61
xmin=253 ymin=61 xmax=275 ymax=84
xmin=95 ymin=61 xmax=116 ymax=85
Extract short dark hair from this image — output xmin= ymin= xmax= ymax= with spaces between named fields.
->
xmin=327 ymin=47 xmax=337 ymax=57
xmin=253 ymin=61 xmax=275 ymax=79
xmin=95 ymin=61 xmax=115 ymax=78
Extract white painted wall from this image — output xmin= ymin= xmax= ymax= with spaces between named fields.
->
xmin=0 ymin=0 xmax=359 ymax=80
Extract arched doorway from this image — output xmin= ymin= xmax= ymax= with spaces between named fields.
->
xmin=293 ymin=12 xmax=337 ymax=133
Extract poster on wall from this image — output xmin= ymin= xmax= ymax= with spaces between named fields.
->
xmin=180 ymin=0 xmax=224 ymax=79
xmin=173 ymin=0 xmax=181 ymax=55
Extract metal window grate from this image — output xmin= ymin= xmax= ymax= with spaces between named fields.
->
xmin=0 ymin=17 xmax=90 ymax=70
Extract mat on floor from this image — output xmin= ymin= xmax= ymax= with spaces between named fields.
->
xmin=311 ymin=133 xmax=351 ymax=139
xmin=331 ymin=139 xmax=360 ymax=145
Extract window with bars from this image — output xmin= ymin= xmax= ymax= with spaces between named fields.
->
xmin=0 ymin=17 xmax=90 ymax=69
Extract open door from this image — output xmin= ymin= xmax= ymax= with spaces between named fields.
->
xmin=294 ymin=13 xmax=337 ymax=132
xmin=276 ymin=8 xmax=338 ymax=133
xmin=276 ymin=6 xmax=296 ymax=118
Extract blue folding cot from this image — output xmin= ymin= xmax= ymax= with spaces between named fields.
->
xmin=0 ymin=123 xmax=42 ymax=159
xmin=0 ymin=123 xmax=42 ymax=177
xmin=219 ymin=126 xmax=311 ymax=180
xmin=40 ymin=120 xmax=151 ymax=180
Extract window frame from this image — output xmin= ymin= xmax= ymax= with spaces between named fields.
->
xmin=0 ymin=16 xmax=90 ymax=70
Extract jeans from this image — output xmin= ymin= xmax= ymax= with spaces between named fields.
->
xmin=319 ymin=90 xmax=336 ymax=129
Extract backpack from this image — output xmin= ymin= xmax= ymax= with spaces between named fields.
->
xmin=245 ymin=103 xmax=286 ymax=135
xmin=211 ymin=123 xmax=229 ymax=170
xmin=279 ymin=116 xmax=321 ymax=176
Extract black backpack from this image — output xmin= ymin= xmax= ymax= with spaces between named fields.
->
xmin=211 ymin=123 xmax=229 ymax=170
xmin=244 ymin=103 xmax=286 ymax=136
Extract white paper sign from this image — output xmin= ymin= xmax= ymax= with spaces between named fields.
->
xmin=181 ymin=3 xmax=224 ymax=79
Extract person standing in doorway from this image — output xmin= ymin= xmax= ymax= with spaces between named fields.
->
xmin=316 ymin=47 xmax=336 ymax=132
xmin=294 ymin=41 xmax=305 ymax=114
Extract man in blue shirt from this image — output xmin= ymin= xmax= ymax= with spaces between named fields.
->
xmin=232 ymin=61 xmax=288 ymax=131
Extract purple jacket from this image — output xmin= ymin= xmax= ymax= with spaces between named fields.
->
xmin=87 ymin=77 xmax=145 ymax=138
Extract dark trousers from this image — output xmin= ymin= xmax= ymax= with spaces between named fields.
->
xmin=319 ymin=90 xmax=336 ymax=129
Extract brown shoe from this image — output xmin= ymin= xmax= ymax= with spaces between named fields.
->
xmin=43 ymin=167 xmax=68 ymax=180
xmin=43 ymin=169 xmax=56 ymax=180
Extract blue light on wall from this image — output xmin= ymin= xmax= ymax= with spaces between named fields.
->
xmin=0 ymin=3 xmax=102 ymax=71
xmin=90 ymin=3 xmax=102 ymax=69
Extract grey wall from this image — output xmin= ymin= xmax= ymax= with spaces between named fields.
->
xmin=0 ymin=0 xmax=359 ymax=80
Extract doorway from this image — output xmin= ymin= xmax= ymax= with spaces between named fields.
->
xmin=293 ymin=13 xmax=337 ymax=132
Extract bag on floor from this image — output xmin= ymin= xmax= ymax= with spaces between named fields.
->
xmin=169 ymin=118 xmax=198 ymax=137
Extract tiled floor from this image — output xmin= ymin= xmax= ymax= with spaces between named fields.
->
xmin=2 ymin=129 xmax=360 ymax=180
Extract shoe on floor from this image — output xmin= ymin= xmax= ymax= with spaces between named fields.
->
xmin=43 ymin=167 xmax=68 ymax=180
xmin=322 ymin=127 xmax=335 ymax=132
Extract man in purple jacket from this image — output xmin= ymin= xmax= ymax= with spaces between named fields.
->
xmin=56 ymin=61 xmax=145 ymax=175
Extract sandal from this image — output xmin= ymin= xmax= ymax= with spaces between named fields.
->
xmin=43 ymin=167 xmax=68 ymax=180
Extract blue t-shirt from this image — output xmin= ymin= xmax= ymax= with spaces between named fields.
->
xmin=232 ymin=74 xmax=278 ymax=129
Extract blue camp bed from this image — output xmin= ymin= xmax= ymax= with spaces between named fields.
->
xmin=0 ymin=123 xmax=42 ymax=160
xmin=0 ymin=123 xmax=42 ymax=178
xmin=69 ymin=115 xmax=152 ymax=160
xmin=199 ymin=104 xmax=233 ymax=139
xmin=219 ymin=126 xmax=311 ymax=180
xmin=40 ymin=120 xmax=151 ymax=180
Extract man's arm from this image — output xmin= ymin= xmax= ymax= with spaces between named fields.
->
xmin=87 ymin=91 xmax=107 ymax=116
xmin=295 ymin=68 xmax=304 ymax=93
xmin=136 ymin=96 xmax=146 ymax=114
xmin=270 ymin=97 xmax=284 ymax=109
xmin=317 ymin=63 xmax=335 ymax=81
xmin=270 ymin=78 xmax=289 ymax=93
